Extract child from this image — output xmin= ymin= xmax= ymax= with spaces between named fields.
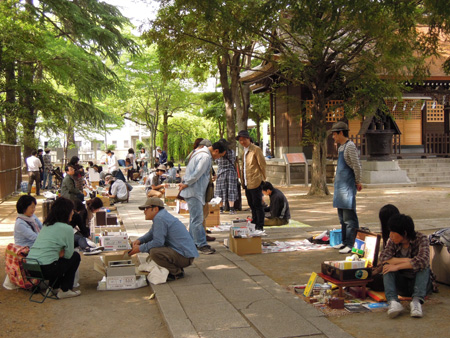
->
xmin=70 ymin=199 xmax=103 ymax=254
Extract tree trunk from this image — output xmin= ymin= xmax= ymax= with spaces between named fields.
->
xmin=163 ymin=110 xmax=168 ymax=152
xmin=218 ymin=55 xmax=235 ymax=147
xmin=4 ymin=61 xmax=17 ymax=144
xmin=308 ymin=139 xmax=330 ymax=196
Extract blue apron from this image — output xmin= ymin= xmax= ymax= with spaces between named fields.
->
xmin=333 ymin=142 xmax=356 ymax=210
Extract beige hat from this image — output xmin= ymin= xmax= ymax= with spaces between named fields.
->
xmin=156 ymin=165 xmax=166 ymax=171
xmin=329 ymin=121 xmax=349 ymax=132
xmin=138 ymin=197 xmax=164 ymax=210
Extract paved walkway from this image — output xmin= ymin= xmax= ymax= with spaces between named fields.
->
xmin=117 ymin=185 xmax=352 ymax=338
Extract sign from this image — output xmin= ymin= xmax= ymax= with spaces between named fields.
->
xmin=285 ymin=153 xmax=306 ymax=164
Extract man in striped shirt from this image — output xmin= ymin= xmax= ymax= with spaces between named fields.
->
xmin=330 ymin=121 xmax=362 ymax=254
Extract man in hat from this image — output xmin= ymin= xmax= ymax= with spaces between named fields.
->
xmin=146 ymin=164 xmax=168 ymax=198
xmin=129 ymin=197 xmax=199 ymax=280
xmin=236 ymin=130 xmax=266 ymax=230
xmin=179 ymin=141 xmax=227 ymax=254
xmin=330 ymin=121 xmax=362 ymax=254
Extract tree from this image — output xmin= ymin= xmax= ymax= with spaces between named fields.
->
xmin=0 ymin=0 xmax=137 ymax=162
xmin=235 ymin=0 xmax=450 ymax=195
xmin=248 ymin=92 xmax=270 ymax=144
xmin=144 ymin=0 xmax=259 ymax=147
xmin=200 ymin=92 xmax=227 ymax=139
xmin=115 ymin=43 xmax=196 ymax=163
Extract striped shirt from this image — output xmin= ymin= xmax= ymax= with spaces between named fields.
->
xmin=339 ymin=140 xmax=362 ymax=184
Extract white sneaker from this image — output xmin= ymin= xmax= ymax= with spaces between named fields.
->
xmin=57 ymin=289 xmax=81 ymax=299
xmin=387 ymin=300 xmax=404 ymax=318
xmin=333 ymin=244 xmax=345 ymax=249
xmin=339 ymin=246 xmax=352 ymax=254
xmin=410 ymin=300 xmax=423 ymax=318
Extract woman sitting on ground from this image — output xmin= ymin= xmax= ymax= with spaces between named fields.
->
xmin=27 ymin=197 xmax=81 ymax=299
xmin=14 ymin=195 xmax=43 ymax=247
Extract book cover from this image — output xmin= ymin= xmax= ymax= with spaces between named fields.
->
xmin=303 ymin=272 xmax=318 ymax=297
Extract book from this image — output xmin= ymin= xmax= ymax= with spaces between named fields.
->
xmin=303 ymin=272 xmax=319 ymax=297
xmin=344 ymin=303 xmax=371 ymax=313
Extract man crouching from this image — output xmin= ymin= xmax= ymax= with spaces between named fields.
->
xmin=128 ymin=197 xmax=199 ymax=280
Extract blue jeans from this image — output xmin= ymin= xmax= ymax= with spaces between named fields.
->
xmin=383 ymin=267 xmax=431 ymax=303
xmin=186 ymin=197 xmax=207 ymax=248
xmin=338 ymin=208 xmax=359 ymax=247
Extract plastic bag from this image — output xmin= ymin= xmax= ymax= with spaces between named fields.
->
xmin=139 ymin=260 xmax=169 ymax=285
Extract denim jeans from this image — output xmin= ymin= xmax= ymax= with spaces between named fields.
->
xmin=337 ymin=208 xmax=359 ymax=247
xmin=186 ymin=197 xmax=207 ymax=248
xmin=383 ymin=267 xmax=431 ymax=303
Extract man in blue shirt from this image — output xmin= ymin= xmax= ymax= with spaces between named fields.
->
xmin=129 ymin=197 xmax=198 ymax=280
xmin=179 ymin=141 xmax=226 ymax=254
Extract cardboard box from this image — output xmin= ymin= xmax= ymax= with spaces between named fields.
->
xmin=430 ymin=245 xmax=450 ymax=285
xmin=165 ymin=185 xmax=179 ymax=198
xmin=176 ymin=199 xmax=189 ymax=214
xmin=94 ymin=253 xmax=147 ymax=290
xmin=228 ymin=234 xmax=262 ymax=256
xmin=205 ymin=209 xmax=220 ymax=227
xmin=100 ymin=232 xmax=130 ymax=251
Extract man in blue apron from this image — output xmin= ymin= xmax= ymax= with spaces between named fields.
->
xmin=330 ymin=122 xmax=362 ymax=254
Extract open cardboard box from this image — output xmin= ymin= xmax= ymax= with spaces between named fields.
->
xmin=228 ymin=234 xmax=262 ymax=256
xmin=94 ymin=252 xmax=148 ymax=290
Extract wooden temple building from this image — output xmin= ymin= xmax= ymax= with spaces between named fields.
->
xmin=240 ymin=52 xmax=450 ymax=161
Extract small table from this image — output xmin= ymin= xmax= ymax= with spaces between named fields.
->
xmin=318 ymin=273 xmax=373 ymax=299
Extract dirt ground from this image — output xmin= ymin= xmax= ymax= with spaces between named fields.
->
xmin=0 ymin=195 xmax=169 ymax=338
xmin=1 ymin=184 xmax=450 ymax=337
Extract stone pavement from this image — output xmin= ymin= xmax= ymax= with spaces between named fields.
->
xmin=117 ymin=184 xmax=352 ymax=338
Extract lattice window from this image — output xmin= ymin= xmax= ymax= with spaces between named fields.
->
xmin=305 ymin=100 xmax=344 ymax=121
xmin=385 ymin=99 xmax=422 ymax=120
xmin=426 ymin=101 xmax=445 ymax=122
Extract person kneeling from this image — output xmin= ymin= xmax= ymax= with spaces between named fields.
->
xmin=262 ymin=181 xmax=290 ymax=226
xmin=380 ymin=214 xmax=432 ymax=318
xmin=128 ymin=197 xmax=198 ymax=281
xmin=27 ymin=197 xmax=81 ymax=299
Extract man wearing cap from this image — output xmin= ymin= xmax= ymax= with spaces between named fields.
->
xmin=145 ymin=165 xmax=168 ymax=198
xmin=179 ymin=141 xmax=227 ymax=254
xmin=129 ymin=197 xmax=199 ymax=280
xmin=236 ymin=130 xmax=266 ymax=231
xmin=330 ymin=121 xmax=362 ymax=254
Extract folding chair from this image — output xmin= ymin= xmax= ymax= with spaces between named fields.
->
xmin=21 ymin=258 xmax=59 ymax=303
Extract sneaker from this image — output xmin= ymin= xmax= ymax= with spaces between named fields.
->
xmin=206 ymin=235 xmax=216 ymax=242
xmin=339 ymin=246 xmax=352 ymax=254
xmin=387 ymin=300 xmax=404 ymax=318
xmin=220 ymin=208 xmax=224 ymax=214
xmin=167 ymin=271 xmax=185 ymax=281
xmin=57 ymin=289 xmax=81 ymax=299
xmin=410 ymin=300 xmax=423 ymax=318
xmin=229 ymin=209 xmax=237 ymax=215
xmin=198 ymin=245 xmax=216 ymax=254
xmin=333 ymin=243 xmax=345 ymax=249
